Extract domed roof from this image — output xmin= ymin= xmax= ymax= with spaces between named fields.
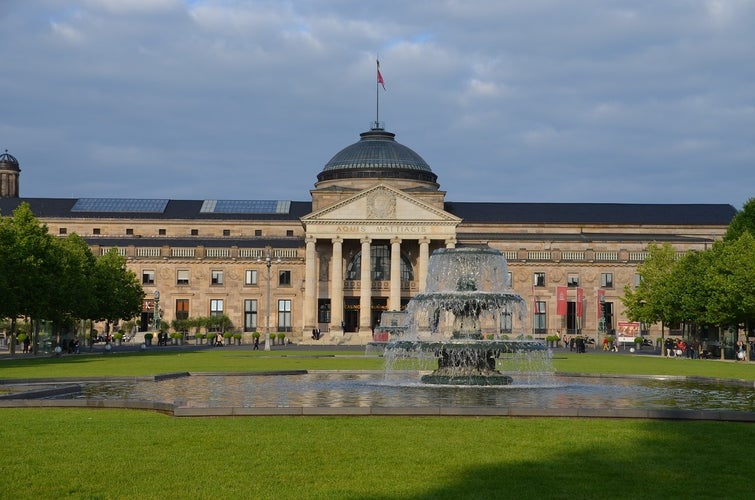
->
xmin=317 ymin=126 xmax=437 ymax=184
xmin=0 ymin=150 xmax=19 ymax=171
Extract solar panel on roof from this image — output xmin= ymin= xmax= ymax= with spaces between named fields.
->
xmin=200 ymin=200 xmax=291 ymax=214
xmin=71 ymin=198 xmax=169 ymax=213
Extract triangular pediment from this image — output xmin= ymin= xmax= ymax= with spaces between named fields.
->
xmin=301 ymin=184 xmax=460 ymax=224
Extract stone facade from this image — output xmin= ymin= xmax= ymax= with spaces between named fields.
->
xmin=0 ymin=130 xmax=733 ymax=344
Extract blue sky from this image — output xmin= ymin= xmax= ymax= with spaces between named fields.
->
xmin=1 ymin=0 xmax=753 ymax=209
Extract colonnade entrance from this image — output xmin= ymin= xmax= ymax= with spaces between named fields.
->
xmin=300 ymin=184 xmax=461 ymax=344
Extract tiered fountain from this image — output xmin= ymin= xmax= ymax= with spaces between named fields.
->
xmin=383 ymin=246 xmax=550 ymax=385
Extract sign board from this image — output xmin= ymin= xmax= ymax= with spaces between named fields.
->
xmin=617 ymin=321 xmax=640 ymax=343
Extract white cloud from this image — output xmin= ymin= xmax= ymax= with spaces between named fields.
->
xmin=0 ymin=0 xmax=753 ymax=208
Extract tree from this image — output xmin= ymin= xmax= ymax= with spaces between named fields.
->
xmin=55 ymin=233 xmax=98 ymax=323
xmin=622 ymin=243 xmax=678 ymax=352
xmin=724 ymin=197 xmax=755 ymax=242
xmin=705 ymin=233 xmax=755 ymax=359
xmin=93 ymin=249 xmax=144 ymax=327
xmin=0 ymin=203 xmax=58 ymax=354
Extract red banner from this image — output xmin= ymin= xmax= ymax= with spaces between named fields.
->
xmin=556 ymin=286 xmax=567 ymax=315
xmin=576 ymin=287 xmax=584 ymax=317
xmin=597 ymin=289 xmax=606 ymax=319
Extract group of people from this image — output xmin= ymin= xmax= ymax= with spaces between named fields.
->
xmin=660 ymin=337 xmax=749 ymax=360
xmin=311 ymin=328 xmax=321 ymax=340
xmin=564 ymin=336 xmax=588 ymax=353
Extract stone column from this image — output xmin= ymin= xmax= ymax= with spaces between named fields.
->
xmin=303 ymin=236 xmax=317 ymax=334
xmin=330 ymin=237 xmax=344 ymax=335
xmin=359 ymin=237 xmax=372 ymax=335
xmin=389 ymin=238 xmax=402 ymax=311
xmin=445 ymin=238 xmax=457 ymax=248
xmin=418 ymin=237 xmax=430 ymax=293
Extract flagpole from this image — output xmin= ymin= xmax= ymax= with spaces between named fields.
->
xmin=375 ymin=59 xmax=380 ymax=129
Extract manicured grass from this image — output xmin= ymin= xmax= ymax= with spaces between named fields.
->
xmin=552 ymin=351 xmax=755 ymax=380
xmin=1 ymin=409 xmax=753 ymax=499
xmin=1 ymin=349 xmax=754 ymax=498
xmin=0 ymin=348 xmax=385 ymax=379
xmin=1 ymin=348 xmax=753 ymax=381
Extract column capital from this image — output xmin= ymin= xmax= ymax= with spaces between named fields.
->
xmin=331 ymin=236 xmax=343 ymax=245
xmin=391 ymin=237 xmax=402 ymax=245
xmin=361 ymin=236 xmax=372 ymax=245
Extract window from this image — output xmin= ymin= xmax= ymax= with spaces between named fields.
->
xmin=533 ymin=272 xmax=546 ymax=287
xmin=534 ymin=301 xmax=547 ymax=334
xmin=158 ymin=228 xmax=166 ymax=236
xmin=175 ymin=299 xmax=189 ymax=320
xmin=345 ymin=244 xmax=415 ymax=281
xmin=210 ymin=299 xmax=224 ymax=317
xmin=318 ymin=299 xmax=331 ymax=323
xmin=142 ymin=270 xmax=155 ymax=285
xmin=211 ymin=270 xmax=224 ymax=285
xmin=279 ymin=270 xmax=291 ymax=286
xmin=601 ymin=301 xmax=613 ymax=331
xmin=59 ymin=227 xmax=67 ymax=235
xmin=244 ymin=299 xmax=258 ymax=331
xmin=177 ymin=270 xmax=190 ymax=286
xmin=126 ymin=228 xmax=134 ymax=235
xmin=286 ymin=230 xmax=294 ymax=237
xmin=567 ymin=274 xmax=580 ymax=287
xmin=93 ymin=228 xmax=101 ymax=235
xmin=278 ymin=299 xmax=292 ymax=332
xmin=244 ymin=269 xmax=258 ymax=286
xmin=254 ymin=229 xmax=262 ymax=236
xmin=601 ymin=273 xmax=614 ymax=288
xmin=223 ymin=229 xmax=231 ymax=236
xmin=191 ymin=229 xmax=199 ymax=236
xmin=500 ymin=311 xmax=512 ymax=334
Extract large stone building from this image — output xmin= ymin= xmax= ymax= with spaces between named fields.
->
xmin=0 ymin=126 xmax=737 ymax=344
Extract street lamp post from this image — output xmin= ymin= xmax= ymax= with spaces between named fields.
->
xmin=261 ymin=251 xmax=281 ymax=351
xmin=153 ymin=290 xmax=160 ymax=334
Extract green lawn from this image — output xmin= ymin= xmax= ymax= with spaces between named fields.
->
xmin=1 ymin=409 xmax=753 ymax=499
xmin=1 ymin=349 xmax=753 ymax=499
xmin=1 ymin=347 xmax=753 ymax=381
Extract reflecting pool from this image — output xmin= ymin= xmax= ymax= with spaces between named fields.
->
xmin=69 ymin=372 xmax=755 ymax=412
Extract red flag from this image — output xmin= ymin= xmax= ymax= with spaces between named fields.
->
xmin=576 ymin=287 xmax=584 ymax=317
xmin=377 ymin=60 xmax=386 ymax=90
xmin=556 ymin=286 xmax=567 ymax=316
xmin=597 ymin=289 xmax=606 ymax=319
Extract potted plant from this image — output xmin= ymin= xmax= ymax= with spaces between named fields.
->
xmin=113 ymin=331 xmax=124 ymax=346
xmin=171 ymin=332 xmax=184 ymax=345
xmin=634 ymin=336 xmax=644 ymax=350
xmin=223 ymin=331 xmax=232 ymax=346
xmin=277 ymin=332 xmax=286 ymax=346
xmin=196 ymin=332 xmax=206 ymax=345
xmin=232 ymin=332 xmax=242 ymax=345
xmin=144 ymin=332 xmax=153 ymax=346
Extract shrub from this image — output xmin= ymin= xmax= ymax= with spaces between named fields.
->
xmin=144 ymin=333 xmax=153 ymax=341
xmin=113 ymin=332 xmax=124 ymax=340
xmin=252 ymin=332 xmax=261 ymax=339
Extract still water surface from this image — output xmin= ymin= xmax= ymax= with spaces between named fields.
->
xmin=74 ymin=372 xmax=755 ymax=411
